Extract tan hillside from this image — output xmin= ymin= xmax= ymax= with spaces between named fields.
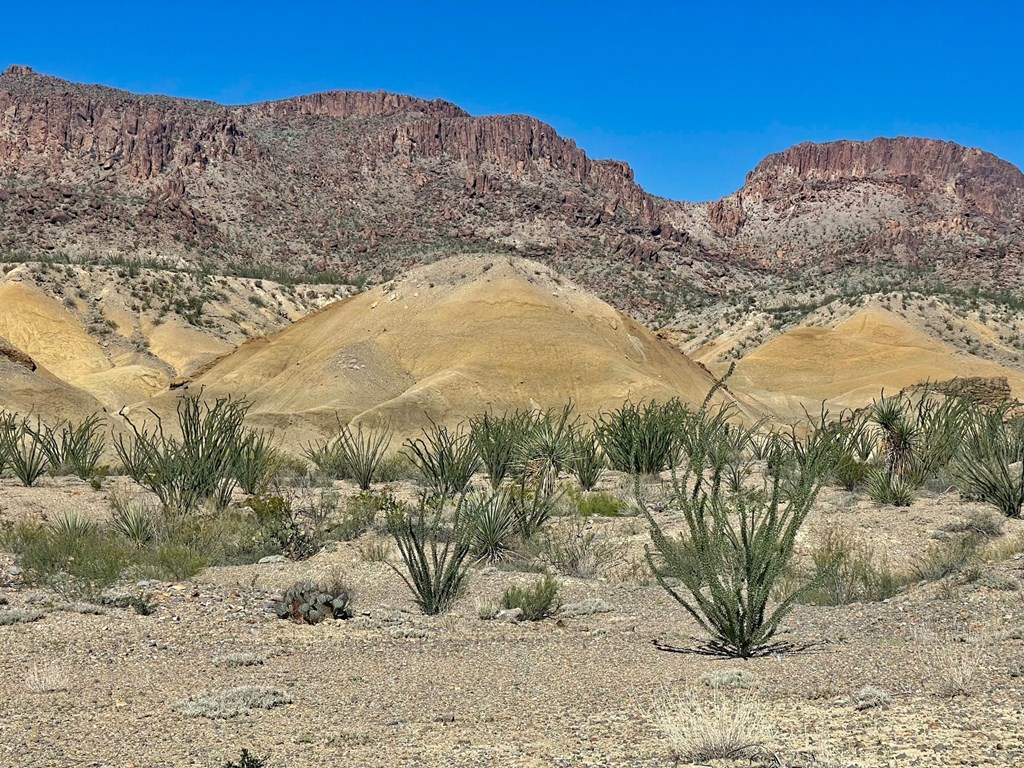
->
xmin=730 ymin=305 xmax=1024 ymax=419
xmin=163 ymin=256 xmax=748 ymax=443
xmin=0 ymin=280 xmax=167 ymax=409
xmin=0 ymin=335 xmax=106 ymax=424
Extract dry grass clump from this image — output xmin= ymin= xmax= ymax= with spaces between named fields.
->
xmin=0 ymin=609 xmax=46 ymax=626
xmin=177 ymin=686 xmax=291 ymax=718
xmin=698 ymin=668 xmax=757 ymax=690
xmin=652 ymin=690 xmax=773 ymax=762
xmin=851 ymin=685 xmax=891 ymax=710
xmin=24 ymin=663 xmax=69 ymax=693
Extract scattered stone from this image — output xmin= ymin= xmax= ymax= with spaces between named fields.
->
xmin=257 ymin=555 xmax=288 ymax=565
xmin=495 ymin=608 xmax=524 ymax=624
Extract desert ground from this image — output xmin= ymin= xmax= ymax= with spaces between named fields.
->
xmin=1 ymin=470 xmax=1022 ymax=768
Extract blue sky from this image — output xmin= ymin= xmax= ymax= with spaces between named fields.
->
xmin=4 ymin=2 xmax=1022 ymax=201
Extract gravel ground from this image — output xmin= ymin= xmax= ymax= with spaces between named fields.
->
xmin=1 ymin=478 xmax=1023 ymax=768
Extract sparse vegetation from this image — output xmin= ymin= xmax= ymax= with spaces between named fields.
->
xmin=500 ymin=575 xmax=560 ymax=621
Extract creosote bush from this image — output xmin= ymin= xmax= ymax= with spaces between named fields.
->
xmin=500 ymin=574 xmax=560 ymax=621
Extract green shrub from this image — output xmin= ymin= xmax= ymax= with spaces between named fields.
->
xmin=404 ymin=421 xmax=481 ymax=495
xmin=568 ymin=431 xmax=606 ymax=491
xmin=6 ymin=516 xmax=129 ymax=602
xmin=387 ymin=494 xmax=470 ymax=615
xmin=569 ymin=488 xmax=626 ymax=517
xmin=641 ymin=403 xmax=830 ymax=657
xmin=223 ymin=749 xmax=266 ymax=768
xmin=501 ymin=575 xmax=560 ymax=621
xmin=244 ymin=493 xmax=318 ymax=560
xmin=595 ymin=399 xmax=687 ymax=474
xmin=514 ymin=405 xmax=577 ymax=496
xmin=334 ymin=491 xmax=400 ymax=540
xmin=114 ymin=395 xmax=250 ymax=517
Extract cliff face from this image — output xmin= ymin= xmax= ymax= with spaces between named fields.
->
xmin=0 ymin=65 xmax=686 ymax=316
xmin=2 ymin=65 xmax=1024 ymax=319
xmin=741 ymin=138 xmax=1024 ymax=219
xmin=672 ymin=136 xmax=1024 ymax=289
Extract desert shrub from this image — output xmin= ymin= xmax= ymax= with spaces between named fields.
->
xmin=387 ymin=494 xmax=471 ymax=615
xmin=568 ymin=488 xmax=626 ymax=517
xmin=470 ymin=411 xmax=530 ymax=489
xmin=271 ymin=572 xmax=354 ymax=624
xmin=223 ymin=749 xmax=267 ymax=768
xmin=303 ymin=424 xmax=391 ymax=490
xmin=404 ymin=421 xmax=481 ymax=495
xmin=109 ymin=494 xmax=157 ymax=548
xmin=595 ymin=399 xmax=687 ymax=474
xmin=653 ymin=691 xmax=773 ymax=762
xmin=830 ymin=453 xmax=874 ymax=491
xmin=177 ymin=686 xmax=291 ymax=718
xmin=0 ymin=609 xmax=46 ymax=626
xmin=852 ymin=685 xmax=891 ymax=710
xmin=952 ymin=408 xmax=1024 ymax=518
xmin=500 ymin=575 xmax=559 ymax=621
xmin=374 ymin=453 xmax=420 ymax=483
xmin=530 ymin=515 xmax=626 ymax=578
xmin=152 ymin=542 xmax=207 ymax=581
xmin=913 ymin=535 xmax=982 ymax=582
xmin=464 ymin=487 xmax=519 ymax=564
xmin=333 ymin=490 xmax=401 ymax=541
xmin=244 ymin=493 xmax=320 ymax=560
xmin=641 ymin=401 xmax=831 ymax=658
xmin=944 ymin=509 xmax=1005 ymax=538
xmin=567 ymin=430 xmax=606 ymax=491
xmin=797 ymin=528 xmax=902 ymax=605
xmin=699 ymin=669 xmax=757 ymax=690
xmin=5 ymin=515 xmax=129 ymax=602
xmin=28 ymin=414 xmax=105 ymax=479
xmin=114 ymin=395 xmax=251 ymax=517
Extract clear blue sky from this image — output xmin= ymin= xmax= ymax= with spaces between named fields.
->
xmin=4 ymin=2 xmax=1022 ymax=201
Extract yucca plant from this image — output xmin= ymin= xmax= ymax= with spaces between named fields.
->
xmin=464 ymin=487 xmax=519 ymax=564
xmin=1 ymin=425 xmax=50 ymax=487
xmin=952 ymin=408 xmax=1024 ymax=518
xmin=514 ymin=404 xmax=578 ymax=497
xmin=387 ymin=493 xmax=471 ymax=614
xmin=404 ymin=421 xmax=481 ymax=495
xmin=110 ymin=503 xmax=156 ymax=548
xmin=640 ymin=401 xmax=830 ymax=658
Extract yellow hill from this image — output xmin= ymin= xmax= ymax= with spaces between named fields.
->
xmin=731 ymin=306 xmax=1024 ymax=419
xmin=161 ymin=256 xmax=748 ymax=444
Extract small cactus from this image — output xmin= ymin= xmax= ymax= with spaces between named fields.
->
xmin=271 ymin=575 xmax=354 ymax=624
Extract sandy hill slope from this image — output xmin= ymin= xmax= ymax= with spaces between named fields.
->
xmin=0 ymin=280 xmax=168 ymax=409
xmin=0 ymin=335 xmax=106 ymax=423
xmin=729 ymin=305 xmax=1024 ymax=419
xmin=159 ymin=256 xmax=748 ymax=444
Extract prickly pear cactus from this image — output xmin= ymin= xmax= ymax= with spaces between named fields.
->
xmin=271 ymin=578 xmax=354 ymax=624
